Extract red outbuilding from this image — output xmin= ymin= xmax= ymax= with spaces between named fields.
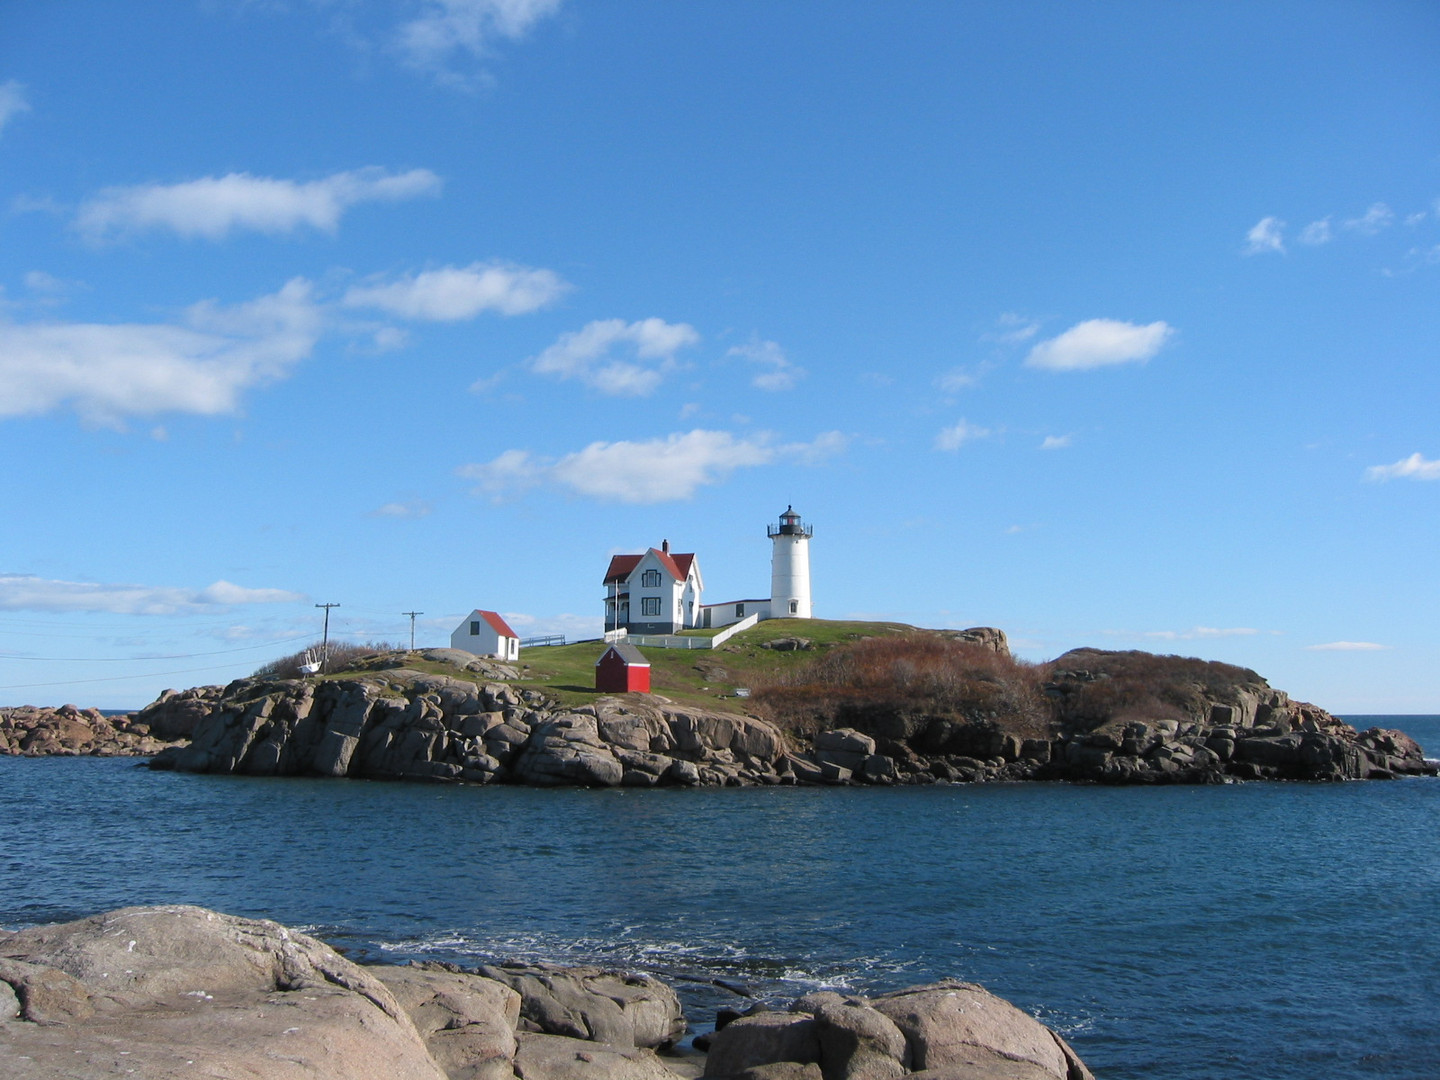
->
xmin=595 ymin=642 xmax=651 ymax=694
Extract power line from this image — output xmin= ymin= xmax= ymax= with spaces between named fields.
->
xmin=0 ymin=661 xmax=256 ymax=692
xmin=0 ymin=632 xmax=314 ymax=663
xmin=403 ymin=611 xmax=423 ymax=651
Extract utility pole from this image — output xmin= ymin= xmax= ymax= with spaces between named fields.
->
xmin=315 ymin=603 xmax=340 ymax=673
xmin=403 ymin=611 xmax=423 ymax=652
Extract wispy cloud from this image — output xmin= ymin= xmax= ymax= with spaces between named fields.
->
xmin=459 ymin=428 xmax=845 ymax=503
xmin=1024 ymin=318 xmax=1173 ymax=372
xmin=0 ymin=574 xmax=304 ymax=615
xmin=1040 ymin=434 xmax=1072 ymax=450
xmin=985 ymin=312 xmax=1040 ymax=344
xmin=1344 ymin=202 xmax=1394 ymax=235
xmin=369 ymin=499 xmax=434 ymax=519
xmin=0 ymin=278 xmax=322 ymax=426
xmin=344 ymin=261 xmax=567 ymax=320
xmin=529 ymin=318 xmax=700 ymax=396
xmin=728 ymin=338 xmax=804 ymax=392
xmin=1126 ymin=627 xmax=1261 ymax=641
xmin=1365 ymin=453 xmax=1440 ymax=482
xmin=1306 ymin=641 xmax=1388 ymax=652
xmin=75 ymin=167 xmax=441 ymax=241
xmin=0 ymin=80 xmax=29 ymax=138
xmin=1244 ymin=216 xmax=1286 ymax=255
xmin=936 ymin=368 xmax=978 ymax=393
xmin=934 ymin=419 xmax=990 ymax=451
xmin=398 ymin=0 xmax=565 ymax=85
xmin=1298 ymin=218 xmax=1332 ymax=245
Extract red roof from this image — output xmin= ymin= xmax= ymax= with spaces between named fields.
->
xmin=477 ymin=610 xmax=517 ymax=638
xmin=602 ymin=549 xmax=696 ymax=585
xmin=603 ymin=554 xmax=643 ymax=585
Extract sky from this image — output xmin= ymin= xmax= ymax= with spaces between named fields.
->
xmin=1 ymin=1 xmax=1438 ymax=713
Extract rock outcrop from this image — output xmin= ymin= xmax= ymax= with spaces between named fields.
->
xmin=769 ymin=645 xmax=1437 ymax=787
xmin=0 ymin=905 xmax=448 ymax=1080
xmin=0 ymin=906 xmax=1092 ymax=1080
xmin=0 ymin=905 xmax=699 ymax=1080
xmin=701 ymin=983 xmax=1091 ymax=1080
xmin=0 ymin=704 xmax=181 ymax=757
xmin=148 ymin=667 xmax=795 ymax=788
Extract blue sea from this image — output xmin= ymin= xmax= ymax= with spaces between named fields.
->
xmin=3 ymin=716 xmax=1437 ymax=1079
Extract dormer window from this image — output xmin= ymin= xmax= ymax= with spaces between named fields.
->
xmin=641 ymin=569 xmax=662 ymax=588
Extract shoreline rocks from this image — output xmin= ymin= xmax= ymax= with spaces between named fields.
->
xmin=9 ymin=644 xmax=1436 ymax=786
xmin=0 ymin=704 xmax=182 ymax=758
xmin=0 ymin=904 xmax=1091 ymax=1080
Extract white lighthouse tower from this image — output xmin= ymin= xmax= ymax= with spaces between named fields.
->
xmin=768 ymin=505 xmax=813 ymax=619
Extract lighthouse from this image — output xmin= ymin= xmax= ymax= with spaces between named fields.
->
xmin=767 ymin=506 xmax=813 ymax=619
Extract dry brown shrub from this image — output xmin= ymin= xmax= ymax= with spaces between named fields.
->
xmin=252 ymin=641 xmax=401 ymax=681
xmin=1043 ymin=648 xmax=1267 ymax=732
xmin=751 ymin=633 xmax=1050 ymax=737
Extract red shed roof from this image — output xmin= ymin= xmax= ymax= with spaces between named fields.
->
xmin=476 ymin=610 xmax=517 ymax=638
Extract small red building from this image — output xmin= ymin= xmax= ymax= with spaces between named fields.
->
xmin=595 ymin=642 xmax=651 ymax=694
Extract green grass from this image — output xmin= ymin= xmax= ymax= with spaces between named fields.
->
xmin=510 ymin=619 xmax=914 ymax=709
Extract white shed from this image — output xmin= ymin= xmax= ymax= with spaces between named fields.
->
xmin=451 ymin=609 xmax=520 ymax=662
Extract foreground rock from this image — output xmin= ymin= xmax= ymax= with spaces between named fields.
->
xmin=701 ymin=984 xmax=1091 ymax=1080
xmin=0 ymin=906 xmax=1092 ymax=1079
xmin=0 ymin=705 xmax=181 ymax=757
xmin=0 ymin=905 xmax=698 ymax=1080
xmin=0 ymin=905 xmax=446 ymax=1079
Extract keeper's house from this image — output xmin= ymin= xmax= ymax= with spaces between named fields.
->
xmin=602 ymin=540 xmax=703 ymax=635
xmin=451 ymin=609 xmax=520 ymax=662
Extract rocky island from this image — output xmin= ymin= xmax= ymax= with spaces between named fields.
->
xmin=5 ymin=622 xmax=1434 ymax=785
xmin=0 ymin=904 xmax=1092 ymax=1080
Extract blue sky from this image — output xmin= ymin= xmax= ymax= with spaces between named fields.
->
xmin=2 ymin=1 xmax=1438 ymax=712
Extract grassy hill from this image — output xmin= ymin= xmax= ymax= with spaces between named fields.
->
xmin=510 ymin=619 xmax=915 ymax=709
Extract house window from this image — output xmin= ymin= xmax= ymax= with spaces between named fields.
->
xmin=641 ymin=569 xmax=662 ymax=587
xmin=789 ymin=600 xmax=798 ymax=614
xmin=642 ymin=597 xmax=662 ymax=617
xmin=470 ymin=620 xmax=480 ymax=635
xmin=735 ymin=603 xmax=745 ymax=617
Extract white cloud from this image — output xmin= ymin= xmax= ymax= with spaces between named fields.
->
xmin=1306 ymin=641 xmax=1388 ymax=652
xmin=344 ymin=261 xmax=567 ymax=320
xmin=1365 ymin=452 xmax=1440 ymax=481
xmin=1344 ymin=202 xmax=1394 ymax=235
xmin=936 ymin=368 xmax=977 ymax=393
xmin=1024 ymin=318 xmax=1173 ymax=372
xmin=1244 ymin=216 xmax=1286 ymax=255
xmin=934 ymin=419 xmax=990 ymax=451
xmin=459 ymin=428 xmax=845 ymax=503
xmin=984 ymin=313 xmax=1040 ymax=344
xmin=0 ymin=574 xmax=304 ymax=615
xmin=1136 ymin=627 xmax=1259 ymax=641
xmin=529 ymin=317 xmax=700 ymax=396
xmin=728 ymin=338 xmax=803 ymax=391
xmin=1404 ymin=211 xmax=1427 ymax=227
xmin=370 ymin=499 xmax=434 ymax=519
xmin=0 ymin=80 xmax=29 ymax=138
xmin=0 ymin=278 xmax=322 ymax=425
xmin=1299 ymin=218 xmax=1332 ymax=245
xmin=1040 ymin=434 xmax=1072 ymax=450
xmin=75 ymin=167 xmax=441 ymax=241
xmin=398 ymin=0 xmax=564 ymax=82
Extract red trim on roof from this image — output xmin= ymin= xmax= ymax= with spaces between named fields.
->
xmin=603 ymin=554 xmax=643 ymax=585
xmin=603 ymin=549 xmax=697 ymax=585
xmin=478 ymin=610 xmax=517 ymax=638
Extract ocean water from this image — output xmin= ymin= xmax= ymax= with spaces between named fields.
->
xmin=2 ymin=716 xmax=1437 ymax=1079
